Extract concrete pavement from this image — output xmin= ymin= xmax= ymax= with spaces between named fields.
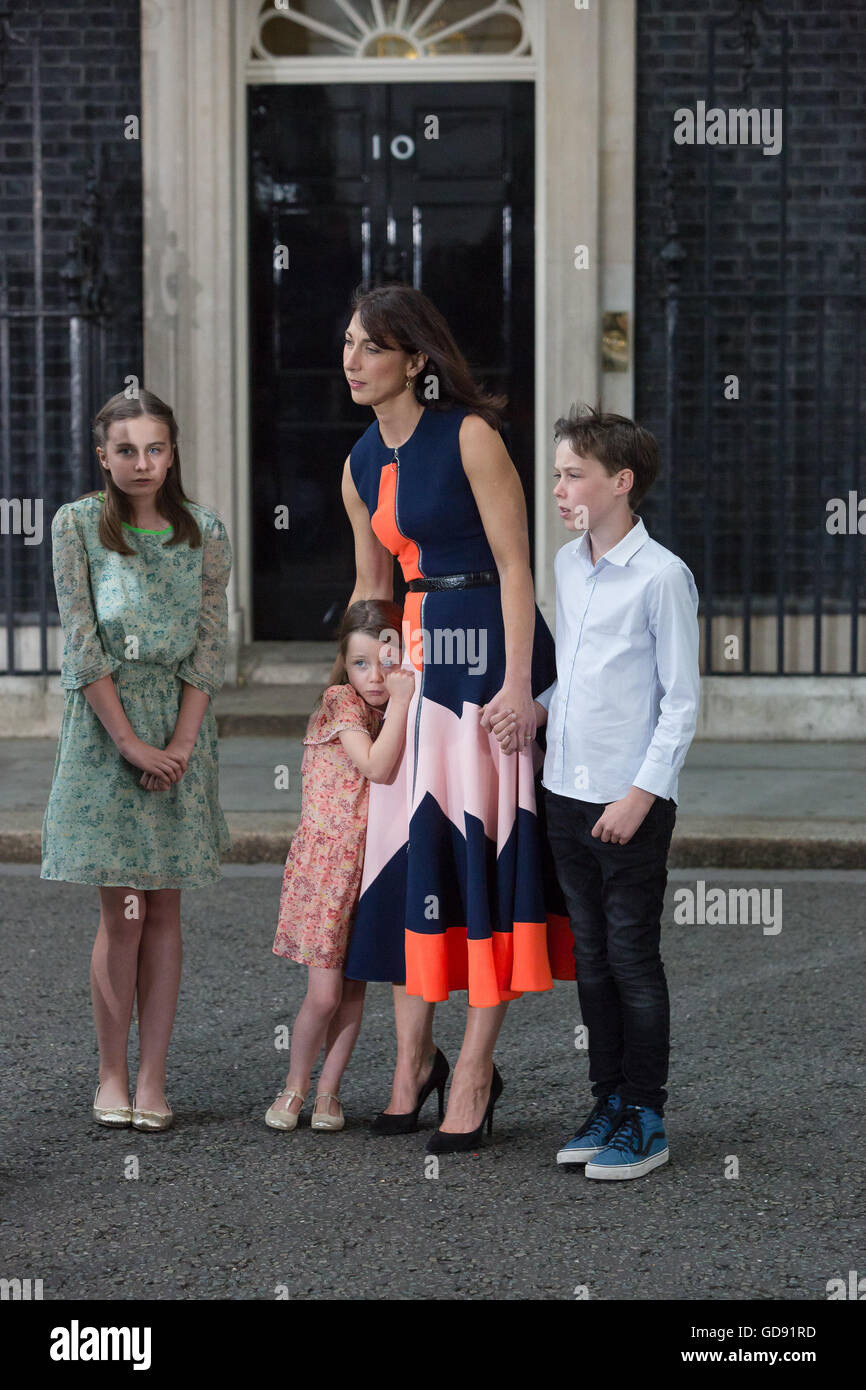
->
xmin=0 ymin=865 xmax=863 ymax=1300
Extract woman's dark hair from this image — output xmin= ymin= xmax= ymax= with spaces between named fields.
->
xmin=348 ymin=283 xmax=507 ymax=430
xmin=553 ymin=403 xmax=661 ymax=509
xmin=79 ymin=389 xmax=202 ymax=554
xmin=312 ymin=597 xmax=406 ymax=717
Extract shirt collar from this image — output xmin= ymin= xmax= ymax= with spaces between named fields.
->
xmin=572 ymin=515 xmax=649 ymax=569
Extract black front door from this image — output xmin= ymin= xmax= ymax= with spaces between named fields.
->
xmin=248 ymin=81 xmax=535 ymax=639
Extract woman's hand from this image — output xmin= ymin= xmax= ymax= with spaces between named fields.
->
xmin=488 ymin=707 xmax=520 ymax=755
xmin=480 ymin=683 xmax=535 ymax=753
xmin=488 ymin=699 xmax=547 ymax=755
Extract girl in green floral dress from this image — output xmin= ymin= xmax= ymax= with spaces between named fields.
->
xmin=41 ymin=389 xmax=232 ymax=1132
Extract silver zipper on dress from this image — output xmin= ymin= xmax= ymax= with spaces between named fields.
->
xmin=411 ymin=593 xmax=426 ymax=804
xmin=391 ymin=444 xmax=403 ymax=533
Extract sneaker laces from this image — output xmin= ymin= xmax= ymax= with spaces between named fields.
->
xmin=576 ymin=1093 xmax=620 ymax=1141
xmin=603 ymin=1105 xmax=645 ymax=1154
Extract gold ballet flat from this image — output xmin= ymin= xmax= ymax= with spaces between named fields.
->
xmin=131 ymin=1096 xmax=173 ymax=1132
xmin=311 ymin=1092 xmax=345 ymax=1131
xmin=93 ymin=1083 xmax=132 ymax=1128
xmin=265 ymin=1087 xmax=306 ymax=1131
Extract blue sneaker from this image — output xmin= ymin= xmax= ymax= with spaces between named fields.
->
xmin=556 ymin=1092 xmax=623 ymax=1165
xmin=584 ymin=1104 xmax=669 ymax=1180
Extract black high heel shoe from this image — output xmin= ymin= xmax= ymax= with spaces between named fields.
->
xmin=425 ymin=1064 xmax=503 ymax=1154
xmin=371 ymin=1048 xmax=450 ymax=1135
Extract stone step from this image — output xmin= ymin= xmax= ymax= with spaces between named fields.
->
xmin=224 ymin=643 xmax=336 ymax=732
xmin=213 ymin=683 xmax=323 ymax=737
xmin=237 ymin=641 xmax=334 ymax=687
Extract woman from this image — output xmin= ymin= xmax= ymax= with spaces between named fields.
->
xmin=338 ymin=284 xmax=573 ymax=1153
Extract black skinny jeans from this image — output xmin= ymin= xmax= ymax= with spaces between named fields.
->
xmin=544 ymin=788 xmax=676 ymax=1115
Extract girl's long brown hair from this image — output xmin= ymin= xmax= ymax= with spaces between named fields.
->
xmin=312 ymin=598 xmax=406 ymax=720
xmin=80 ymin=389 xmax=202 ymax=554
xmin=349 ymin=283 xmax=507 ymax=430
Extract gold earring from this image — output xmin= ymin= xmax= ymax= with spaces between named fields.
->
xmin=406 ymin=376 xmax=412 ymax=389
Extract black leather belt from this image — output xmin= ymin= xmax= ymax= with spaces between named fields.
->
xmin=407 ymin=570 xmax=499 ymax=592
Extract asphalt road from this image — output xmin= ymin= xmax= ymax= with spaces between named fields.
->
xmin=1 ymin=866 xmax=863 ymax=1302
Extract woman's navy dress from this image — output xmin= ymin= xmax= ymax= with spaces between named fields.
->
xmin=344 ymin=405 xmax=573 ymax=1006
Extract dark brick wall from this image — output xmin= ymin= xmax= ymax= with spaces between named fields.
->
xmin=1 ymin=0 xmax=142 ymax=620
xmin=635 ymin=0 xmax=864 ymax=628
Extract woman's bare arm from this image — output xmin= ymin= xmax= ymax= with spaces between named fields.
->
xmin=342 ymin=455 xmax=394 ymax=606
xmin=458 ymin=413 xmax=537 ymax=747
xmin=329 ymin=456 xmax=396 ymax=686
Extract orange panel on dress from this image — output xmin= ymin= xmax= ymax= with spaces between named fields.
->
xmin=404 ymin=921 xmax=563 ymax=1007
xmin=401 ymin=591 xmax=425 ymax=675
xmin=371 ymin=461 xmax=422 ymax=580
xmin=371 ymin=461 xmax=426 ymax=672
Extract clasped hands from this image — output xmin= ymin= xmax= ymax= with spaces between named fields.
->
xmin=118 ymin=734 xmax=193 ymax=793
xmin=479 ymin=684 xmax=537 ymax=754
xmin=480 ymin=687 xmax=656 ymax=845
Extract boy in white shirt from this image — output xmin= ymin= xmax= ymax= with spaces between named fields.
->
xmin=492 ymin=404 xmax=700 ymax=1180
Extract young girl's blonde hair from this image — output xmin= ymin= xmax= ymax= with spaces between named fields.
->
xmin=81 ymin=389 xmax=202 ymax=554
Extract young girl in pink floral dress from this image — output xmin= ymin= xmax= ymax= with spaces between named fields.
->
xmin=266 ymin=599 xmax=413 ymax=1132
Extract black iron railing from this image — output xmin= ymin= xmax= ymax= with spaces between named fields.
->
xmin=656 ymin=1 xmax=864 ymax=675
xmin=0 ymin=20 xmax=110 ymax=677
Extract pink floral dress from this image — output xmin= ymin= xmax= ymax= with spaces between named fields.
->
xmin=273 ymin=684 xmax=384 ymax=970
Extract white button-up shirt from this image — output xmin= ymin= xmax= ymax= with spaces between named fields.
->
xmin=537 ymin=516 xmax=700 ymax=804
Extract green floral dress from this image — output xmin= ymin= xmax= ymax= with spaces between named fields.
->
xmin=40 ymin=492 xmax=233 ymax=890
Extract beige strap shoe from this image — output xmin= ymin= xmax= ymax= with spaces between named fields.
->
xmin=311 ymin=1092 xmax=345 ymax=1131
xmin=265 ymin=1087 xmax=307 ymax=1131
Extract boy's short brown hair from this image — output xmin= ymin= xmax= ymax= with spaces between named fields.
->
xmin=553 ymin=403 xmax=660 ymax=509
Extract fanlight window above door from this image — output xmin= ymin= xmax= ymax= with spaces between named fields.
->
xmin=251 ymin=0 xmax=533 ymax=60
